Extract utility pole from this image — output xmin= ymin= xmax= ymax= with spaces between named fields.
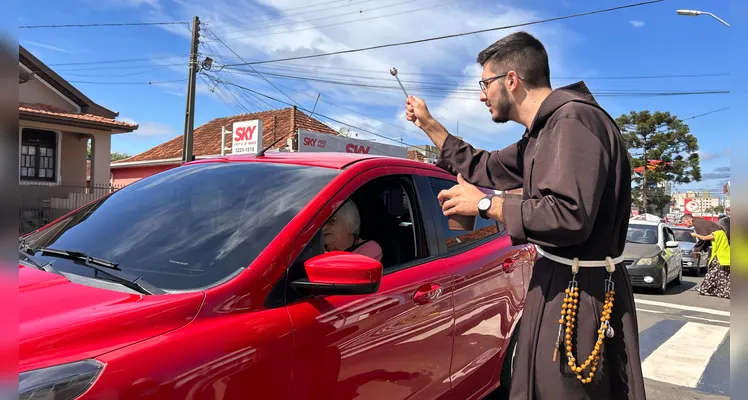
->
xmin=641 ymin=137 xmax=648 ymax=214
xmin=182 ymin=16 xmax=200 ymax=163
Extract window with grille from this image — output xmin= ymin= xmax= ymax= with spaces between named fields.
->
xmin=20 ymin=128 xmax=57 ymax=182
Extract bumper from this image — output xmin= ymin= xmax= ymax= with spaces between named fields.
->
xmin=626 ymin=265 xmax=664 ymax=288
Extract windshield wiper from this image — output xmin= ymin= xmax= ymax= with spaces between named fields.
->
xmin=39 ymin=247 xmax=165 ymax=295
xmin=19 ymin=249 xmax=66 ymax=277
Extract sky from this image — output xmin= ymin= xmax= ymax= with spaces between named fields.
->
xmin=17 ymin=0 xmax=733 ymax=196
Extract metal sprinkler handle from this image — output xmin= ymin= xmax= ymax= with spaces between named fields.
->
xmin=390 ymin=67 xmax=409 ymax=97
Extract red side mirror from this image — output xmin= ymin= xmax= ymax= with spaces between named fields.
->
xmin=291 ymin=251 xmax=383 ymax=296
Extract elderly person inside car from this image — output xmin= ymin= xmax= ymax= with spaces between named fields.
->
xmin=322 ymin=200 xmax=383 ymax=262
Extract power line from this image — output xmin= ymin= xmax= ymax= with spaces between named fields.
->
xmin=222 ymin=66 xmax=731 ymax=92
xmin=210 ymin=77 xmax=433 ymax=152
xmin=221 ymin=68 xmax=425 ymax=139
xmin=221 ymin=0 xmax=422 ymax=37
xmin=19 ymin=21 xmax=189 ymax=29
xmin=59 ymin=64 xmax=178 ymax=78
xmin=219 ymin=61 xmax=730 ymax=82
xmin=224 ymin=0 xmax=664 ymax=66
xmin=205 ymin=28 xmax=301 ymax=107
xmin=207 ymin=69 xmax=732 ymax=97
xmin=683 ymin=107 xmax=730 ymax=120
xmin=67 ymin=79 xmax=187 ymax=85
xmin=222 ymin=0 xmax=475 ymax=40
xmin=47 ymin=55 xmax=188 ymax=67
xmin=211 ymin=0 xmax=381 ymax=33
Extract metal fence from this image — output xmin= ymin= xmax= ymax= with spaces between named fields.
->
xmin=19 ymin=183 xmax=124 ymax=235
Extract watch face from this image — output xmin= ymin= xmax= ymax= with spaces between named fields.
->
xmin=479 ymin=198 xmax=491 ymax=210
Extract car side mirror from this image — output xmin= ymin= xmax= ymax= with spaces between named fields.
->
xmin=665 ymin=241 xmax=680 ymax=248
xmin=290 ymin=251 xmax=383 ymax=296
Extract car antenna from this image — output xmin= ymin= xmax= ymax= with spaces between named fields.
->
xmin=255 ymin=137 xmax=286 ymax=158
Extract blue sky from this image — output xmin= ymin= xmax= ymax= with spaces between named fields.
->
xmin=18 ymin=0 xmax=732 ymax=196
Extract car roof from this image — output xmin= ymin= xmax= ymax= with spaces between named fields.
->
xmin=628 ymin=220 xmax=661 ymax=227
xmin=185 ymin=151 xmax=447 ymax=171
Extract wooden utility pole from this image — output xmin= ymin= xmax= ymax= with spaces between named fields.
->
xmin=182 ymin=16 xmax=200 ymax=163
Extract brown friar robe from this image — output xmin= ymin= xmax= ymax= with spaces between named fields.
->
xmin=692 ymin=217 xmax=722 ymax=253
xmin=437 ymin=81 xmax=646 ymax=400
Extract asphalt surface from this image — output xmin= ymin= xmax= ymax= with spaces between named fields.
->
xmin=634 ymin=273 xmax=730 ymax=400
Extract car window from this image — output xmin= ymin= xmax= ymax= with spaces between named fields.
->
xmin=626 ymin=224 xmax=658 ymax=244
xmin=428 ymin=177 xmax=503 ymax=252
xmin=664 ymin=228 xmax=676 ymax=243
xmin=281 ymin=175 xmax=429 ymax=305
xmin=22 ymin=163 xmax=339 ymax=291
xmin=673 ymin=229 xmax=696 ymax=242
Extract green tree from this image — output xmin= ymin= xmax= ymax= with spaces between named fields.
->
xmin=87 ymin=143 xmax=130 ymax=162
xmin=110 ymin=152 xmax=131 ymax=162
xmin=616 ymin=110 xmax=701 ymax=215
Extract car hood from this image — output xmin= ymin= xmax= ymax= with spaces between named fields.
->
xmin=19 ymin=265 xmax=204 ymax=372
xmin=622 ymin=243 xmax=661 ymax=260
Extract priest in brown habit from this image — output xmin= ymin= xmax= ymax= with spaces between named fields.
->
xmin=405 ymin=31 xmax=646 ymax=400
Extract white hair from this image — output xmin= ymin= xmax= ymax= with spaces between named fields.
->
xmin=335 ymin=200 xmax=361 ymax=237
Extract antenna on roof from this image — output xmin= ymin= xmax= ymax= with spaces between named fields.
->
xmin=256 ymin=137 xmax=286 ymax=158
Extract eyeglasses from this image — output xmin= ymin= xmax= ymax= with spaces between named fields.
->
xmin=478 ymin=73 xmax=523 ymax=93
xmin=478 ymin=73 xmax=507 ymax=93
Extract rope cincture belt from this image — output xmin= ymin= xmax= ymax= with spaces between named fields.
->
xmin=539 ymin=247 xmax=620 ymax=385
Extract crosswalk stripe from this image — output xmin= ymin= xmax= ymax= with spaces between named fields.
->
xmin=641 ymin=322 xmax=729 ymax=388
xmin=635 ymin=298 xmax=730 ymax=317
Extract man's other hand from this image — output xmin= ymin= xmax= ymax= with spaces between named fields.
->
xmin=437 ymin=174 xmax=484 ymax=217
xmin=406 ymin=95 xmax=434 ymax=129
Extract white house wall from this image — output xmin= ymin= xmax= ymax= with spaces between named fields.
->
xmin=20 ymin=75 xmax=79 ymax=112
xmin=60 ymin=132 xmax=87 ymax=185
xmin=91 ymin=132 xmax=111 ymax=187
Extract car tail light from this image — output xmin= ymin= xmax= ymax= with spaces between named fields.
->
xmin=19 ymin=360 xmax=103 ymax=400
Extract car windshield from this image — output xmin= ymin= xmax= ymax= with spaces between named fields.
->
xmin=21 ymin=162 xmax=339 ymax=291
xmin=672 ymin=229 xmax=696 ymax=242
xmin=626 ymin=224 xmax=658 ymax=244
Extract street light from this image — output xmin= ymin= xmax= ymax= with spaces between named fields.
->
xmin=676 ymin=9 xmax=730 ymax=27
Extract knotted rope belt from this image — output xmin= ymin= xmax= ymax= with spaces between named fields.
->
xmin=537 ymin=247 xmax=620 ymax=385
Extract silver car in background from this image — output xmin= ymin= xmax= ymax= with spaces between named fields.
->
xmin=671 ymin=226 xmax=709 ymax=275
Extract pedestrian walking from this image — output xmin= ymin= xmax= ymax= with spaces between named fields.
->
xmin=405 ymin=31 xmax=646 ymax=399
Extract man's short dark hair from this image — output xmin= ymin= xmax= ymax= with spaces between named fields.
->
xmin=477 ymin=31 xmax=551 ymax=89
xmin=681 ymin=214 xmax=694 ymax=222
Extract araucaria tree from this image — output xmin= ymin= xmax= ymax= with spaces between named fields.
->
xmin=615 ymin=110 xmax=701 ymax=215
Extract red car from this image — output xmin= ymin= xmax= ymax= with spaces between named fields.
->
xmin=19 ymin=152 xmax=533 ymax=400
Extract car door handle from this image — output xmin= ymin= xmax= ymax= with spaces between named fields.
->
xmin=502 ymin=258 xmax=517 ymax=273
xmin=414 ymin=284 xmax=442 ymax=305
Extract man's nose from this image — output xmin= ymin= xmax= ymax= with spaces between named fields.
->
xmin=479 ymin=91 xmax=487 ymax=102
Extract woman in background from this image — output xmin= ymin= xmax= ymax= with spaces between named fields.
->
xmin=693 ymin=216 xmax=730 ymax=299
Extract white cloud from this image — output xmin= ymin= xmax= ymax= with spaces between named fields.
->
xmin=121 ymin=118 xmax=178 ymax=137
xmin=629 ymin=20 xmax=645 ymax=28
xmin=144 ymin=0 xmax=578 ymax=150
xmin=22 ymin=40 xmax=74 ymax=54
xmin=88 ymin=0 xmax=160 ymax=8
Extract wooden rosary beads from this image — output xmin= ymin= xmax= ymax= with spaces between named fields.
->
xmin=553 ymin=257 xmax=616 ymax=384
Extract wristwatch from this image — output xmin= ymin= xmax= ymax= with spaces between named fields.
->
xmin=478 ymin=194 xmax=496 ymax=220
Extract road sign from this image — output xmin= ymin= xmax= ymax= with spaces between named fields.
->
xmin=232 ymin=120 xmax=263 ymax=154
xmin=684 ymin=198 xmax=699 ymax=213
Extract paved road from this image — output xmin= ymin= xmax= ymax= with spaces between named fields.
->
xmin=634 ymin=273 xmax=730 ymax=400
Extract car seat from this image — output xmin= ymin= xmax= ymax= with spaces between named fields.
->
xmin=351 ymin=190 xmax=404 ymax=268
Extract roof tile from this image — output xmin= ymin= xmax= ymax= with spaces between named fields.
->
xmin=19 ymin=103 xmax=137 ymax=129
xmin=118 ymin=107 xmax=338 ymax=163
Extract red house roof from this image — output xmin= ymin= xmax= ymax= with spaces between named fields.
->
xmin=115 ymin=107 xmax=337 ymax=165
xmin=20 ymin=102 xmax=137 ymax=132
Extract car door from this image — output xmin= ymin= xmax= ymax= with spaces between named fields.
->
xmin=664 ymin=227 xmax=681 ymax=278
xmin=421 ymin=173 xmax=532 ymax=399
xmin=282 ymin=167 xmax=462 ymax=400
